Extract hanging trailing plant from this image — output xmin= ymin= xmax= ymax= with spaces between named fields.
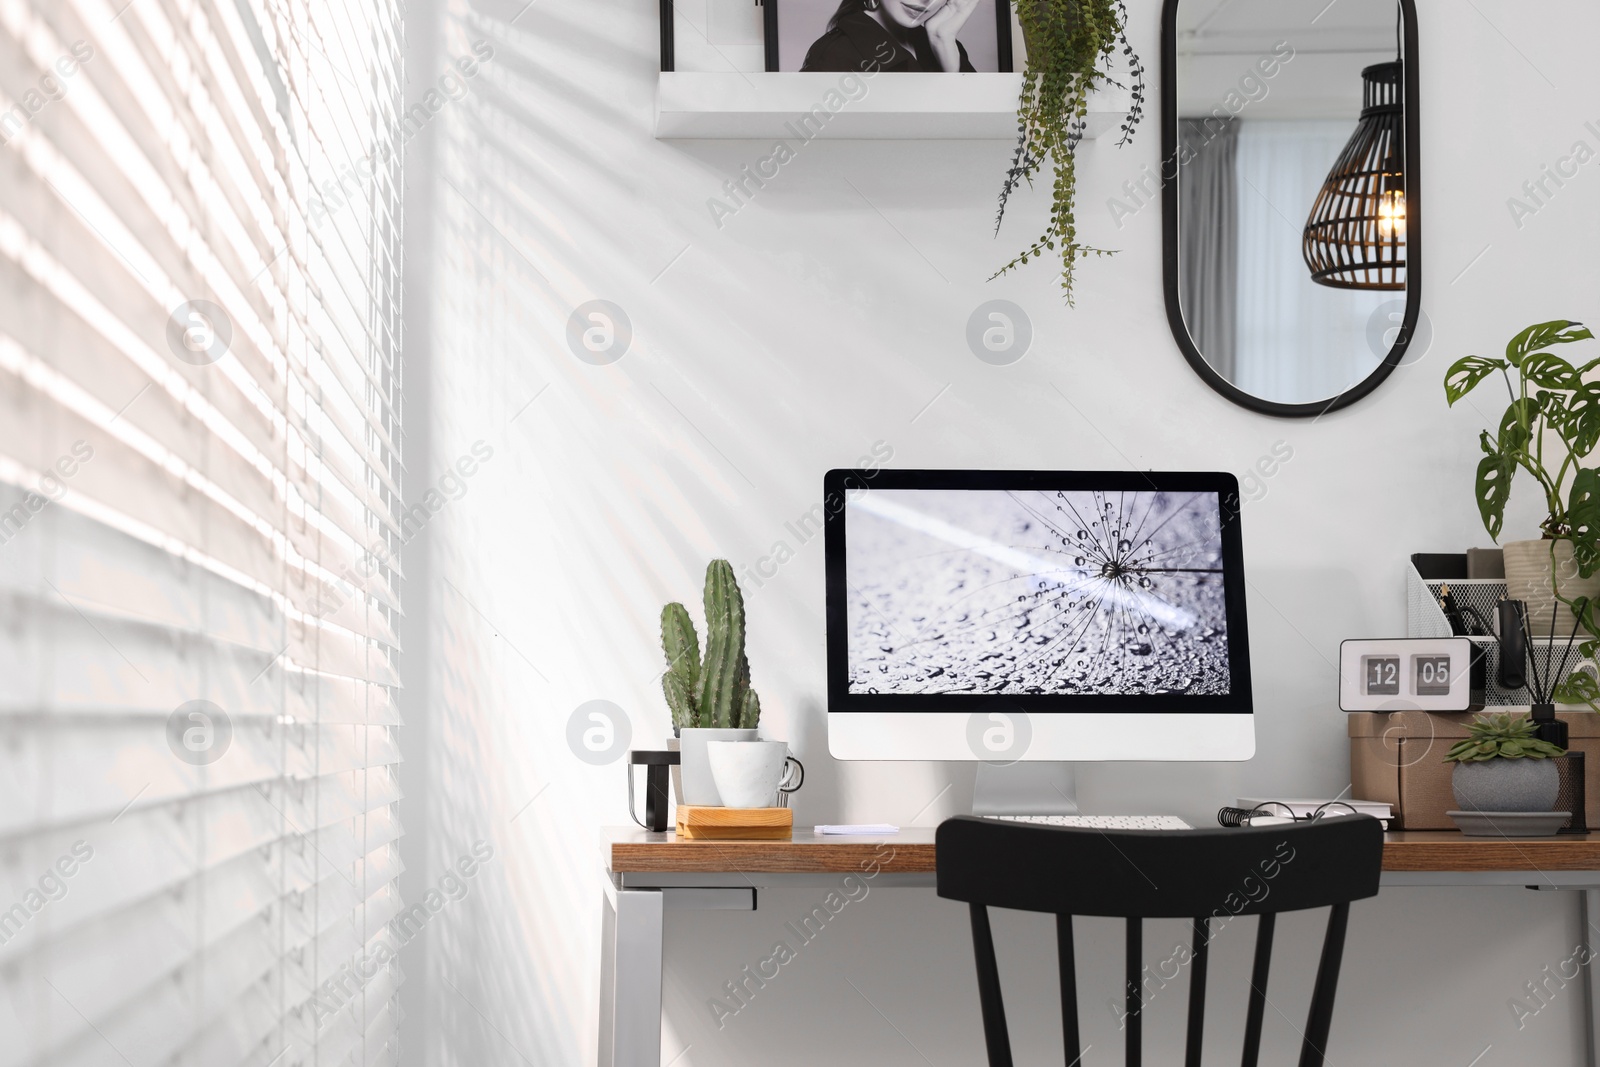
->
xmin=992 ymin=0 xmax=1144 ymax=305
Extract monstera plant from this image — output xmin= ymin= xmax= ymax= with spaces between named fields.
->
xmin=1445 ymin=320 xmax=1600 ymax=639
xmin=992 ymin=0 xmax=1144 ymax=305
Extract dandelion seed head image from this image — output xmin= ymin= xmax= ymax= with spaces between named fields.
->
xmin=846 ymin=489 xmax=1231 ymax=696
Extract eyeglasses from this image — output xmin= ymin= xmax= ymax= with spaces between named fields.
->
xmin=1216 ymin=801 xmax=1362 ymax=828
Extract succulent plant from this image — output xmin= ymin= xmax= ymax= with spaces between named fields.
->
xmin=659 ymin=560 xmax=761 ymax=732
xmin=1443 ymin=713 xmax=1566 ymax=763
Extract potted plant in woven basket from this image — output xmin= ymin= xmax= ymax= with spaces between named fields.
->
xmin=659 ymin=560 xmax=763 ymax=806
xmin=1445 ymin=713 xmax=1565 ymax=816
xmin=1444 ymin=319 xmax=1600 ymax=635
xmin=992 ymin=0 xmax=1144 ymax=304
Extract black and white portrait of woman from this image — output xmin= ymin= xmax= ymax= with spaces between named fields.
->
xmin=772 ymin=0 xmax=1008 ymax=73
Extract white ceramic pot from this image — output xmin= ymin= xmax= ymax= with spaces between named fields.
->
xmin=1451 ymin=758 xmax=1560 ymax=813
xmin=673 ymin=728 xmax=757 ymax=806
xmin=1503 ymin=538 xmax=1600 ymax=636
xmin=706 ymin=740 xmax=803 ymax=809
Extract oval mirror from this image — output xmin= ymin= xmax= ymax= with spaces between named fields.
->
xmin=1161 ymin=0 xmax=1420 ymax=416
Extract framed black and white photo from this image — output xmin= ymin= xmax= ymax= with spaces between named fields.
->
xmin=764 ymin=0 xmax=1014 ymax=73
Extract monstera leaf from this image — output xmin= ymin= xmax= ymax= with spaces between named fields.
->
xmin=1506 ymin=320 xmax=1593 ymax=367
xmin=1568 ymin=468 xmax=1600 ymax=577
xmin=1497 ymin=396 xmax=1540 ymax=453
xmin=1475 ymin=432 xmax=1517 ymax=541
xmin=1444 ymin=355 xmax=1506 ymax=406
xmin=1555 ymin=382 xmax=1600 ymax=458
xmin=1553 ymin=667 xmax=1600 ymax=711
xmin=1520 ymin=351 xmax=1582 ymax=390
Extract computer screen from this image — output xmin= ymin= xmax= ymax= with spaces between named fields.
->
xmin=825 ymin=470 xmax=1253 ymax=749
xmin=845 ymin=486 xmax=1231 ymax=696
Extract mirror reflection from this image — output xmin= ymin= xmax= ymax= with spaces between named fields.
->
xmin=1173 ymin=0 xmax=1410 ymax=409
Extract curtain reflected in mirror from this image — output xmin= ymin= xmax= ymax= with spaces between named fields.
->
xmin=1166 ymin=0 xmax=1416 ymax=413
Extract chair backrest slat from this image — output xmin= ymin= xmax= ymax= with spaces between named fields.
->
xmin=969 ymin=902 xmax=1014 ymax=1067
xmin=1298 ymin=902 xmax=1352 ymax=1067
xmin=1057 ymin=915 xmax=1081 ymax=1067
xmin=935 ymin=817 xmax=1383 ymax=1067
xmin=1241 ymin=912 xmax=1276 ymax=1067
xmin=1125 ymin=917 xmax=1142 ymax=1067
xmin=1184 ymin=917 xmax=1211 ymax=1067
xmin=937 ymin=817 xmax=1380 ymax=917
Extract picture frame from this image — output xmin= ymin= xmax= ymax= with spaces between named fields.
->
xmin=764 ymin=0 xmax=1014 ymax=74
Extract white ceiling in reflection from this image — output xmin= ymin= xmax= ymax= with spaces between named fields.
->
xmin=1177 ymin=0 xmax=1403 ymax=120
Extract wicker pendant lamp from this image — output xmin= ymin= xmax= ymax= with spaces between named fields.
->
xmin=1302 ymin=57 xmax=1406 ymax=290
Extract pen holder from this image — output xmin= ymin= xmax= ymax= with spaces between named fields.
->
xmin=628 ymin=750 xmax=680 ymax=832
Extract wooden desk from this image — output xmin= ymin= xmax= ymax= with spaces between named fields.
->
xmin=597 ymin=828 xmax=1600 ymax=1066
xmin=608 ymin=826 xmax=1600 ymax=878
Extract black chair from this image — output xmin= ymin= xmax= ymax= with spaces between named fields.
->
xmin=936 ymin=815 xmax=1384 ymax=1067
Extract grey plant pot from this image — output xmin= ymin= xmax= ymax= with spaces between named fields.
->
xmin=1451 ymin=758 xmax=1560 ymax=813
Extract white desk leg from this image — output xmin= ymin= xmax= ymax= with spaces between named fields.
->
xmin=599 ymin=886 xmax=664 ymax=1067
xmin=1584 ymin=890 xmax=1600 ymax=1067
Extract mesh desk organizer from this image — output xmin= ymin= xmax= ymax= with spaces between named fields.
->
xmin=1408 ymin=553 xmax=1589 ymax=833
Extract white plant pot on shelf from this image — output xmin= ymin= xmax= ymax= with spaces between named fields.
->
xmin=672 ymin=728 xmax=758 ymax=806
xmin=1503 ymin=538 xmax=1600 ymax=636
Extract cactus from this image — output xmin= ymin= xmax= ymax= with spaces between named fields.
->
xmin=661 ymin=664 xmax=696 ymax=732
xmin=696 ymin=560 xmax=750 ymax=730
xmin=657 ymin=560 xmax=763 ymax=733
xmin=737 ymin=688 xmax=760 ymax=731
xmin=660 ymin=603 xmax=700 ymax=730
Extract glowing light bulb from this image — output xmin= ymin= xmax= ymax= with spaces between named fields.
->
xmin=1377 ymin=188 xmax=1405 ymax=239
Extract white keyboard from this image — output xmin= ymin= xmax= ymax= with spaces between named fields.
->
xmin=981 ymin=814 xmax=1193 ymax=830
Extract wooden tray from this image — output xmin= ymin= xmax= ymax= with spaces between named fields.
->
xmin=676 ymin=805 xmax=793 ymax=840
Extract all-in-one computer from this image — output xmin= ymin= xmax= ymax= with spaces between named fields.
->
xmin=825 ymin=469 xmax=1254 ymax=824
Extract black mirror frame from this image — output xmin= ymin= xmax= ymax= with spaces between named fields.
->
xmin=1160 ymin=0 xmax=1421 ymax=418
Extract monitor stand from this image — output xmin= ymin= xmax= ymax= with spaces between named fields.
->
xmin=971 ymin=762 xmax=1080 ymax=816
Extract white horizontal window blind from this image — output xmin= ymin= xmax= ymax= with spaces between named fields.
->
xmin=0 ymin=0 xmax=405 ymax=1065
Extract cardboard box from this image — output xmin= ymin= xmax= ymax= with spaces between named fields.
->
xmin=1349 ymin=711 xmax=1600 ymax=830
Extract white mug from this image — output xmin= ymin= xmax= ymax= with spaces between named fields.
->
xmin=705 ymin=741 xmax=804 ymax=809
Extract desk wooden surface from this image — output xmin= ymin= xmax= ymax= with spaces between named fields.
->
xmin=605 ymin=826 xmax=1600 ymax=874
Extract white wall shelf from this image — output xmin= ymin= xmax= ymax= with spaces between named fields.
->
xmin=655 ymin=72 xmax=1132 ymax=141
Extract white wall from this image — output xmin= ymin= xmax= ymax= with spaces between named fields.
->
xmin=397 ymin=1 xmax=1600 ymax=1063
